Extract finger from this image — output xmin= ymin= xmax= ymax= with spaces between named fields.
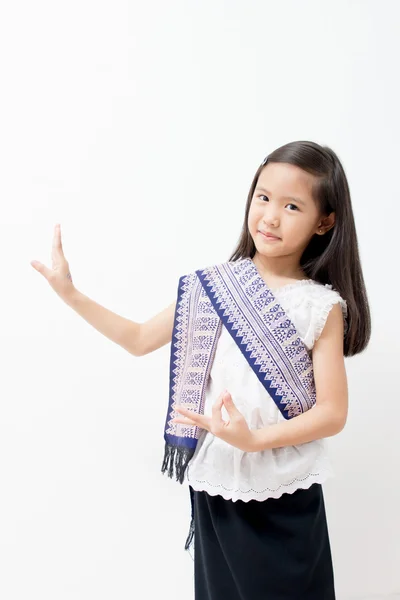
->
xmin=173 ymin=415 xmax=211 ymax=431
xmin=212 ymin=393 xmax=225 ymax=428
xmin=174 ymin=406 xmax=212 ymax=429
xmin=222 ymin=391 xmax=242 ymax=419
xmin=174 ymin=406 xmax=200 ymax=421
xmin=30 ymin=260 xmax=52 ymax=280
xmin=58 ymin=224 xmax=65 ymax=255
xmin=212 ymin=391 xmax=224 ymax=410
xmin=172 ymin=417 xmax=197 ymax=426
xmin=52 ymin=224 xmax=65 ymax=258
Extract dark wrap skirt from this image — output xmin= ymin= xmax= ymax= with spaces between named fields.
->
xmin=191 ymin=483 xmax=335 ymax=600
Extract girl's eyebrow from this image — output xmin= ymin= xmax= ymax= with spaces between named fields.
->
xmin=255 ymin=186 xmax=307 ymax=207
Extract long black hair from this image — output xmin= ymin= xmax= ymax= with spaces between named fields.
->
xmin=229 ymin=140 xmax=371 ymax=357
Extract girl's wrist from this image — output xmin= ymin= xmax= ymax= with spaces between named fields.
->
xmin=60 ymin=286 xmax=79 ymax=305
xmin=251 ymin=428 xmax=272 ymax=452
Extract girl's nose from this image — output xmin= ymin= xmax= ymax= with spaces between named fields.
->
xmin=262 ymin=212 xmax=280 ymax=228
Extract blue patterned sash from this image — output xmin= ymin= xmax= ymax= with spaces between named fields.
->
xmin=161 ymin=258 xmax=316 ymax=485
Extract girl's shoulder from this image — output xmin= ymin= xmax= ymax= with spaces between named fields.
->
xmin=273 ymin=279 xmax=347 ymax=349
xmin=273 ymin=278 xmax=346 ymax=308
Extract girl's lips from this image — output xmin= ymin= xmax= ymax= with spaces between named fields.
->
xmin=259 ymin=230 xmax=281 ymax=240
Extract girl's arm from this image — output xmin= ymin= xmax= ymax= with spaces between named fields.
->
xmin=64 ymin=291 xmax=176 ymax=357
xmin=253 ymin=303 xmax=348 ymax=451
xmin=31 ymin=224 xmax=175 ymax=357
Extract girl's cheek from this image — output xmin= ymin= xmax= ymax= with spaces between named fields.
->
xmin=248 ymin=205 xmax=259 ymax=223
xmin=249 ymin=211 xmax=261 ymax=230
xmin=248 ymin=218 xmax=257 ymax=235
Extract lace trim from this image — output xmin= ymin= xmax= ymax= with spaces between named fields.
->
xmin=270 ymin=278 xmax=343 ymax=295
xmin=313 ymin=295 xmax=348 ymax=343
xmin=187 ymin=470 xmax=333 ymax=502
xmin=270 ymin=279 xmax=315 ymax=293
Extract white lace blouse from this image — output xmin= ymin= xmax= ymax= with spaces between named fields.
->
xmin=186 ymin=279 xmax=347 ymax=502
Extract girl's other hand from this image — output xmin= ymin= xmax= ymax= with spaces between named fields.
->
xmin=172 ymin=391 xmax=258 ymax=452
xmin=30 ymin=224 xmax=76 ymax=301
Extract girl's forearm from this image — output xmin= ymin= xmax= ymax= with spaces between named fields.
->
xmin=252 ymin=405 xmax=346 ymax=451
xmin=63 ymin=288 xmax=142 ymax=355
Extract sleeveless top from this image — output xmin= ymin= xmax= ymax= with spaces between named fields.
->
xmin=186 ymin=279 xmax=347 ymax=502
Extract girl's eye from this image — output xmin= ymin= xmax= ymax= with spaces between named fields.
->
xmin=258 ymin=195 xmax=299 ymax=211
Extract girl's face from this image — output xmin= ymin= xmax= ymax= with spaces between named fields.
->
xmin=248 ymin=162 xmax=329 ymax=261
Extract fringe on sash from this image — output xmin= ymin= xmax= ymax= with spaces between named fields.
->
xmin=184 ymin=514 xmax=195 ymax=552
xmin=161 ymin=441 xmax=194 ymax=484
xmin=184 ymin=484 xmax=195 ymax=553
xmin=161 ymin=443 xmax=196 ymax=555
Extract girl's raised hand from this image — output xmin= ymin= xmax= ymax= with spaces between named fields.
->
xmin=30 ymin=224 xmax=75 ymax=300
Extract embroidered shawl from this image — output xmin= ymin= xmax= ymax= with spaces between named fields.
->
xmin=161 ymin=257 xmax=316 ymax=488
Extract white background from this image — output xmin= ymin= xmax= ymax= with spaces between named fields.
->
xmin=1 ymin=0 xmax=399 ymax=598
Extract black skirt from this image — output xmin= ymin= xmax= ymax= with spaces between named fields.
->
xmin=191 ymin=483 xmax=335 ymax=600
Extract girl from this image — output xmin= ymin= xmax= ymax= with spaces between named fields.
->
xmin=31 ymin=140 xmax=371 ymax=600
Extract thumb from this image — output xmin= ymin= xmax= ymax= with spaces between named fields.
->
xmin=30 ymin=260 xmax=52 ymax=280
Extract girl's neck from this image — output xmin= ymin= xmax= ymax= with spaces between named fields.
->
xmin=252 ymin=252 xmax=309 ymax=283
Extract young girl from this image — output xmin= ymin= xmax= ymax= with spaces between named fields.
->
xmin=31 ymin=140 xmax=371 ymax=600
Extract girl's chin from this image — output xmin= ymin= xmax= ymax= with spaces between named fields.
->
xmin=255 ymin=243 xmax=285 ymax=255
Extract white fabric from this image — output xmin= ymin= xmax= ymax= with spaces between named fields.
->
xmin=186 ymin=279 xmax=347 ymax=502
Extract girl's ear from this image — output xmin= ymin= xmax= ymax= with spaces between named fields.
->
xmin=316 ymin=212 xmax=335 ymax=235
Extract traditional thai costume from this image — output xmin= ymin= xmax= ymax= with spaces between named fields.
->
xmin=162 ymin=257 xmax=347 ymax=600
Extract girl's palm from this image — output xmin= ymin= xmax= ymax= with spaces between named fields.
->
xmin=31 ymin=224 xmax=75 ymax=298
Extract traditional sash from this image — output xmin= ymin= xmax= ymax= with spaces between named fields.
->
xmin=161 ymin=257 xmax=316 ymax=488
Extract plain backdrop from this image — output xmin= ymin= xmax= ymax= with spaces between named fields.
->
xmin=1 ymin=0 xmax=399 ymax=598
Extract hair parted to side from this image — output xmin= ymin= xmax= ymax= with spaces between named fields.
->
xmin=229 ymin=140 xmax=371 ymax=357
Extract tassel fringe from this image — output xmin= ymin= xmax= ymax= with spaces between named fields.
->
xmin=184 ymin=514 xmax=195 ymax=552
xmin=161 ymin=442 xmax=194 ymax=484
